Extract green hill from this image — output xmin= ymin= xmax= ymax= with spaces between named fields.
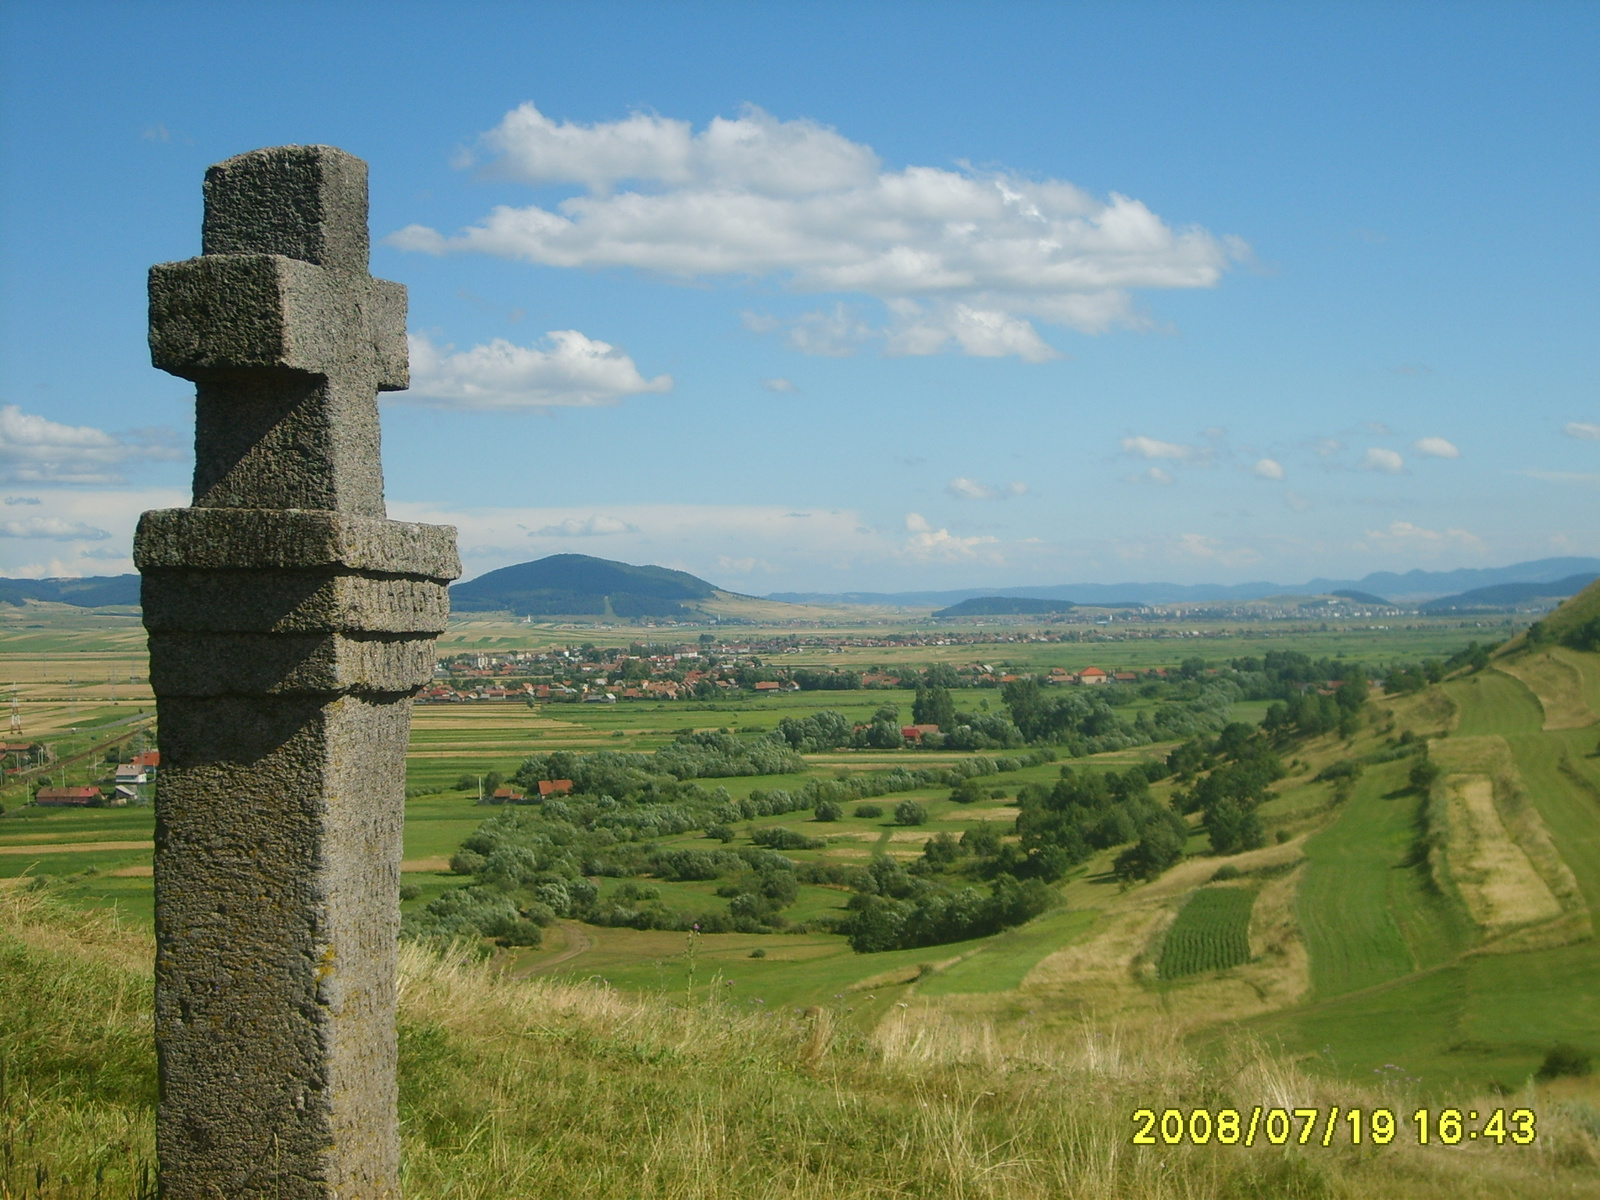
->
xmin=450 ymin=554 xmax=718 ymax=618
xmin=933 ymin=596 xmax=1075 ymax=617
xmin=0 ymin=574 xmax=140 ymax=607
xmin=1421 ymin=572 xmax=1598 ymax=613
xmin=1535 ymin=574 xmax=1600 ymax=645
xmin=1330 ymin=588 xmax=1392 ymax=605
xmin=7 ymin=886 xmax=1595 ymax=1199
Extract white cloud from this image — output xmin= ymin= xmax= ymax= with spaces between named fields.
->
xmin=1563 ymin=422 xmax=1600 ymax=441
xmin=532 ymin=515 xmax=637 ymax=537
xmin=392 ymin=102 xmax=1240 ymax=360
xmin=1122 ymin=435 xmax=1206 ymax=463
xmin=1127 ymin=466 xmax=1175 ymax=485
xmin=399 ymin=331 xmax=671 ymax=410
xmin=945 ymin=477 xmax=1028 ymax=501
xmin=744 ymin=304 xmax=876 ymax=357
xmin=1252 ymin=458 xmax=1285 ymax=480
xmin=1362 ymin=447 xmax=1405 ymax=473
xmin=1170 ymin=533 xmax=1262 ymax=567
xmin=1312 ymin=437 xmax=1345 ymax=458
xmin=1520 ymin=470 xmax=1600 ymax=488
xmin=761 ymin=377 xmax=797 ymax=393
xmin=0 ymin=516 xmax=111 ymax=540
xmin=946 ymin=477 xmax=995 ymax=500
xmin=1359 ymin=521 xmax=1486 ymax=556
xmin=0 ymin=405 xmax=180 ymax=485
xmin=1413 ymin=436 xmax=1460 ymax=459
xmin=884 ymin=302 xmax=1061 ymax=362
xmin=0 ymin=487 xmax=187 ymax=577
xmin=901 ymin=512 xmax=1000 ymax=562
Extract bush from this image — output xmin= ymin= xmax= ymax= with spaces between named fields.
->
xmin=814 ymin=800 xmax=844 ymax=822
xmin=1409 ymin=759 xmax=1442 ymax=792
xmin=854 ymin=803 xmax=883 ymax=819
xmin=949 ymin=778 xmax=985 ymax=804
xmin=1537 ymin=1043 xmax=1593 ymax=1080
xmin=1212 ymin=865 xmax=1241 ymax=881
xmin=399 ymin=883 xmax=423 ymax=902
xmin=1315 ymin=760 xmax=1363 ymax=782
xmin=894 ymin=800 xmax=928 ymax=826
xmin=752 ymin=826 xmax=825 ymax=851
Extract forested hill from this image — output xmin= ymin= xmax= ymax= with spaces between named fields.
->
xmin=933 ymin=597 xmax=1076 ymax=617
xmin=449 ymin=554 xmax=718 ymax=618
xmin=1420 ymin=572 xmax=1598 ymax=613
xmin=0 ymin=575 xmax=140 ymax=607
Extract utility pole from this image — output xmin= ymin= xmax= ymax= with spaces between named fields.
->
xmin=9 ymin=684 xmax=21 ymax=738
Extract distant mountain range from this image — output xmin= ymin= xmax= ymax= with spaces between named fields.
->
xmin=768 ymin=557 xmax=1600 ymax=608
xmin=0 ymin=575 xmax=140 ymax=608
xmin=449 ymin=554 xmax=718 ymax=618
xmin=9 ymin=554 xmax=1600 ymax=616
xmin=1419 ymin=572 xmax=1599 ymax=613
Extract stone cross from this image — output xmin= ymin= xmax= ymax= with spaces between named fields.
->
xmin=135 ymin=145 xmax=459 ymax=1200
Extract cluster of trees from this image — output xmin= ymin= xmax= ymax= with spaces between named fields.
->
xmin=1530 ymin=617 xmax=1600 ymax=654
xmin=513 ymin=732 xmax=805 ymax=796
xmin=837 ymin=854 xmax=1057 ymax=953
xmin=1261 ymin=671 xmax=1367 ymax=739
xmin=1009 ymin=765 xmax=1189 ymax=884
xmin=414 ymin=739 xmax=1064 ymax=947
xmin=791 ymin=670 xmax=862 ymax=691
xmin=1001 ymin=676 xmax=1243 ymax=754
xmin=1169 ymin=723 xmax=1288 ymax=855
xmin=1383 ymin=640 xmax=1503 ymax=694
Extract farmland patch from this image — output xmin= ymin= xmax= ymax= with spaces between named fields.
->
xmin=1497 ymin=650 xmax=1597 ymax=730
xmin=1442 ymin=774 xmax=1562 ymax=931
xmin=1158 ymin=886 xmax=1257 ymax=979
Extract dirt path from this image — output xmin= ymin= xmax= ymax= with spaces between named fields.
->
xmin=511 ymin=921 xmax=593 ymax=978
xmin=0 ymin=839 xmax=151 ymax=856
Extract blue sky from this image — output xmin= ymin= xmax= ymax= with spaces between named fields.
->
xmin=2 ymin=1 xmax=1596 ymax=591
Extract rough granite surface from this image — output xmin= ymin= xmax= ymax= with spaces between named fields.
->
xmin=137 ymin=145 xmax=457 ymax=1200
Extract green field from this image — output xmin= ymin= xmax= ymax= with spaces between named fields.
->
xmin=7 ymin=602 xmax=1599 ymax=1100
xmin=1293 ymin=757 xmax=1473 ymax=999
xmin=1158 ymin=885 xmax=1257 ymax=979
xmin=1238 ymin=652 xmax=1600 ymax=1090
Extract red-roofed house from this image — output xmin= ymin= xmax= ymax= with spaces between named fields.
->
xmin=1077 ymin=667 xmax=1108 ymax=685
xmin=492 ymin=786 xmax=525 ymax=803
xmin=900 ymin=724 xmax=941 ymax=744
xmin=37 ymin=785 xmax=101 ymax=807
xmin=538 ymin=779 xmax=574 ymax=798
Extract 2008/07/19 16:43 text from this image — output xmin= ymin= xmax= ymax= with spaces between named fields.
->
xmin=1131 ymin=1106 xmax=1537 ymax=1147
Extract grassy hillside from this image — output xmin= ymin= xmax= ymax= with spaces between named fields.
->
xmin=9 ymin=617 xmax=1600 ymax=1196
xmin=1235 ymin=651 xmax=1600 ymax=1092
xmin=1499 ymin=576 xmax=1600 ymax=654
xmin=5 ymin=887 xmax=1598 ymax=1200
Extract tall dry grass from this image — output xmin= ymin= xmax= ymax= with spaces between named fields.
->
xmin=3 ymin=887 xmax=1597 ymax=1198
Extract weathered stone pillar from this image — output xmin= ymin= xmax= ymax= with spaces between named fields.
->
xmin=135 ymin=146 xmax=458 ymax=1200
